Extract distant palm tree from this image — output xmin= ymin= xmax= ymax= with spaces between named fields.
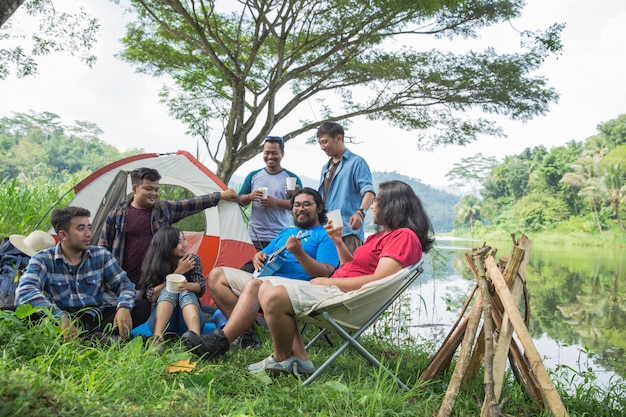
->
xmin=560 ymin=148 xmax=606 ymax=233
xmin=601 ymin=164 xmax=626 ymax=232
xmin=454 ymin=195 xmax=482 ymax=229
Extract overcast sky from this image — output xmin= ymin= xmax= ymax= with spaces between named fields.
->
xmin=1 ymin=0 xmax=625 ymax=189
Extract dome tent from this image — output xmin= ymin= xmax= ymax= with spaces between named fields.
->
xmin=64 ymin=150 xmax=255 ymax=305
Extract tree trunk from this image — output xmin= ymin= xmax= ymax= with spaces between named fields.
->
xmin=0 ymin=0 xmax=26 ymax=28
xmin=592 ymin=198 xmax=602 ymax=233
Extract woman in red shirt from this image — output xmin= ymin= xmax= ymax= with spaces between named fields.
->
xmin=249 ymin=180 xmax=434 ymax=375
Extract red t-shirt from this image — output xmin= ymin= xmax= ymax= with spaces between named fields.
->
xmin=331 ymin=228 xmax=421 ymax=278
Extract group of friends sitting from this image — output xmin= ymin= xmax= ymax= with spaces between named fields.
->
xmin=10 ymin=122 xmax=435 ymax=377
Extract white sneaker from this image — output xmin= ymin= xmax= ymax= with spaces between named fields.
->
xmin=247 ymin=355 xmax=276 ymax=372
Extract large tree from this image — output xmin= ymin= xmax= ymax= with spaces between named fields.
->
xmin=122 ymin=0 xmax=562 ymax=181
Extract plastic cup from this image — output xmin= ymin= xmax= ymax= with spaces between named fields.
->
xmin=166 ymin=273 xmax=186 ymax=293
xmin=258 ymin=186 xmax=269 ymax=199
xmin=286 ymin=177 xmax=297 ymax=191
xmin=326 ymin=209 xmax=343 ymax=228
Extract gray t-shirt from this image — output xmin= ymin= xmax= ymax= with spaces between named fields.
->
xmin=239 ymin=168 xmax=303 ymax=242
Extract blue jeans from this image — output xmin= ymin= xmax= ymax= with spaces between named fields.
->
xmin=147 ymin=289 xmax=205 ymax=335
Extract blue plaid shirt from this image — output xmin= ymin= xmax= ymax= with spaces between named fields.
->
xmin=15 ymin=244 xmax=136 ymax=317
xmin=98 ymin=193 xmax=222 ymax=266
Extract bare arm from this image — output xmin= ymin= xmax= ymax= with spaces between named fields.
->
xmin=286 ymin=236 xmax=336 ymax=277
xmin=348 ymin=191 xmax=375 ymax=231
xmin=324 ymin=222 xmax=353 ymax=265
xmin=310 ymin=257 xmax=403 ymax=292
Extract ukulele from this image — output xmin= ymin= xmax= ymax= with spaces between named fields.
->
xmin=253 ymin=230 xmax=313 ymax=278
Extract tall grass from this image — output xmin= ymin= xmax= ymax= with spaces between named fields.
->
xmin=0 ymin=177 xmax=76 ymax=238
xmin=1 ymin=306 xmax=625 ymax=417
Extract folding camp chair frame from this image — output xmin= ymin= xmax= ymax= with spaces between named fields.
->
xmin=299 ymin=260 xmax=425 ymax=390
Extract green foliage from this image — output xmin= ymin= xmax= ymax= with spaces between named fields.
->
xmin=121 ymin=0 xmax=562 ymax=181
xmin=509 ymin=192 xmax=570 ymax=231
xmin=453 ymin=194 xmax=482 ymax=229
xmin=0 ymin=176 xmax=75 ymax=237
xmin=460 ymin=113 xmax=626 ymax=238
xmin=0 ymin=0 xmax=99 ymax=79
xmin=0 ymin=111 xmax=142 ymax=182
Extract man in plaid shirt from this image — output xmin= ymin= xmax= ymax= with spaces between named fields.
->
xmin=98 ymin=167 xmax=238 ymax=287
xmin=15 ymin=206 xmax=151 ymax=339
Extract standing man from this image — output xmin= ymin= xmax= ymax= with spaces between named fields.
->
xmin=317 ymin=121 xmax=375 ymax=254
xmin=99 ymin=167 xmax=238 ymax=287
xmin=15 ymin=206 xmax=151 ymax=339
xmin=238 ymin=136 xmax=303 ymax=251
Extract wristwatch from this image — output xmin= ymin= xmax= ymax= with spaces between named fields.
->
xmin=357 ymin=208 xmax=366 ymax=217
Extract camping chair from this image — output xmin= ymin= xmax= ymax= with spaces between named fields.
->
xmin=297 ymin=259 xmax=425 ymax=390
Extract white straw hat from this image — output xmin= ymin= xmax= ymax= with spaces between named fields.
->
xmin=9 ymin=230 xmax=56 ymax=257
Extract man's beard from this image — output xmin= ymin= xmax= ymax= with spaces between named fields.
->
xmin=294 ymin=216 xmax=317 ymax=229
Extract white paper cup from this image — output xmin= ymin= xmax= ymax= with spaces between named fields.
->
xmin=326 ymin=209 xmax=343 ymax=228
xmin=258 ymin=186 xmax=269 ymax=199
xmin=285 ymin=177 xmax=297 ymax=191
xmin=166 ymin=274 xmax=186 ymax=293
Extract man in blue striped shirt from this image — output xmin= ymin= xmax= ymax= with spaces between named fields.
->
xmin=15 ymin=206 xmax=150 ymax=339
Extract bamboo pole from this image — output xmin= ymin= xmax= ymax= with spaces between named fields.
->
xmin=437 ymin=292 xmax=483 ymax=417
xmin=487 ymin=291 xmax=544 ymax=406
xmin=485 ymin=255 xmax=569 ymax=417
xmin=473 ymin=251 xmax=499 ymax=417
xmin=492 ymin=236 xmax=532 ymax=400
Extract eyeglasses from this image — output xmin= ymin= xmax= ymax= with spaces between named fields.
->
xmin=292 ymin=201 xmax=315 ymax=209
xmin=264 ymin=136 xmax=284 ymax=143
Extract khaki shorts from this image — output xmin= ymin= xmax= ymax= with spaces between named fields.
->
xmin=263 ymin=277 xmax=345 ymax=316
xmin=222 ymin=267 xmax=255 ymax=296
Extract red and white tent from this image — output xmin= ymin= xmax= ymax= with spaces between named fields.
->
xmin=65 ymin=150 xmax=256 ymax=305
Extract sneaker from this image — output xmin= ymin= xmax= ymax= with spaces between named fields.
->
xmin=266 ymin=356 xmax=316 ymax=377
xmin=181 ymin=328 xmax=229 ymax=359
xmin=246 ymin=355 xmax=276 ymax=372
xmin=231 ymin=326 xmax=261 ymax=350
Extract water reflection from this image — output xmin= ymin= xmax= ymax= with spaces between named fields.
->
xmin=407 ymin=236 xmax=626 ymax=388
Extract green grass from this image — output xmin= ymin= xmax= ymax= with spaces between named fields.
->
xmin=1 ymin=308 xmax=624 ymax=417
xmin=0 ymin=176 xmax=76 ymax=238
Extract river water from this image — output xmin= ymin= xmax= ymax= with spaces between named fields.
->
xmin=403 ymin=236 xmax=626 ymax=391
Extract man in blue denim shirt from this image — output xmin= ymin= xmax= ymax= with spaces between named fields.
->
xmin=317 ymin=121 xmax=375 ymax=253
xmin=15 ymin=206 xmax=150 ymax=339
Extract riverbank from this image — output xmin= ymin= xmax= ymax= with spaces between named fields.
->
xmin=445 ymin=223 xmax=626 ymax=248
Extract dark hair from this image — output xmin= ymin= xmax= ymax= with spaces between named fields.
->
xmin=139 ymin=226 xmax=181 ymax=290
xmin=51 ymin=206 xmax=91 ymax=234
xmin=290 ymin=187 xmax=326 ymax=224
xmin=263 ymin=136 xmax=285 ymax=152
xmin=375 ymin=180 xmax=435 ymax=253
xmin=316 ymin=121 xmax=344 ymax=140
xmin=131 ymin=167 xmax=161 ymax=186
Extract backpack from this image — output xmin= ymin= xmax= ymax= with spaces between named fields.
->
xmin=0 ymin=239 xmax=31 ymax=309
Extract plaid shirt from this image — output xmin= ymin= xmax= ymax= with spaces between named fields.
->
xmin=15 ymin=244 xmax=136 ymax=317
xmin=98 ymin=193 xmax=222 ymax=266
xmin=143 ymin=253 xmax=206 ymax=303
